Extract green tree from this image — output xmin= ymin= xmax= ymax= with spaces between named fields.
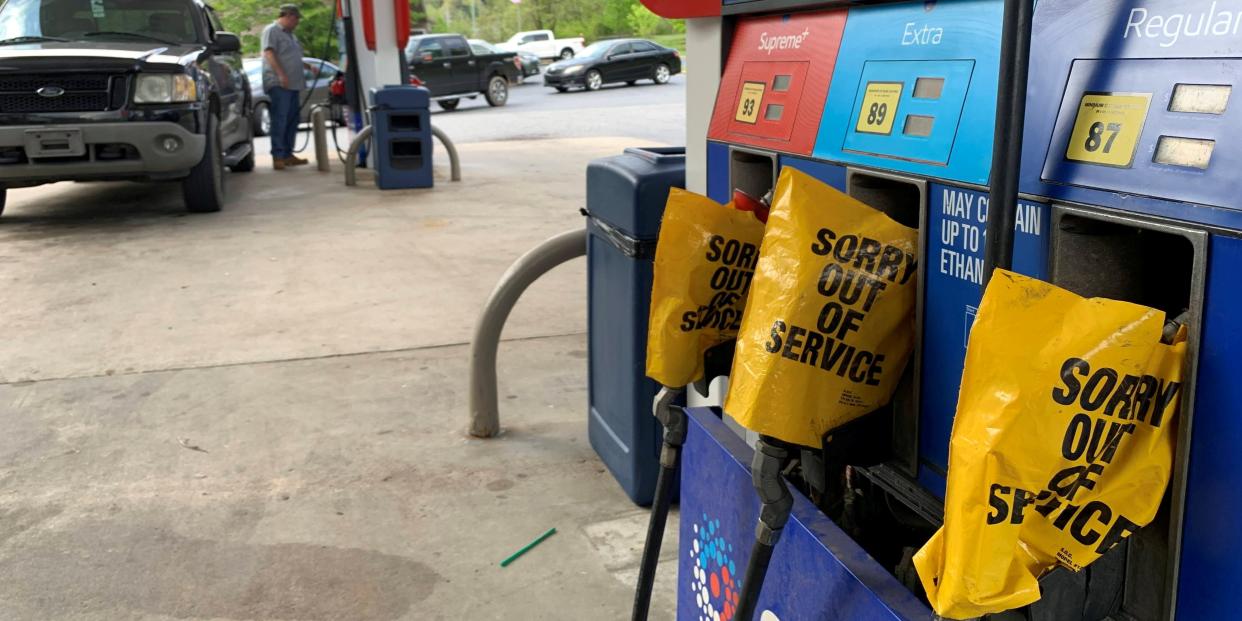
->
xmin=213 ymin=0 xmax=337 ymax=57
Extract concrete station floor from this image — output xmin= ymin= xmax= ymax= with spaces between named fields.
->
xmin=0 ymin=139 xmax=678 ymax=619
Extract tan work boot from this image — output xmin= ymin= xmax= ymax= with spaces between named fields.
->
xmin=286 ymin=155 xmax=309 ymax=166
xmin=273 ymin=158 xmax=287 ymax=170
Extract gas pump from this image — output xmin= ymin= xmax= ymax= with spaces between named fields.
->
xmin=1017 ymin=1 xmax=1242 ymax=617
xmin=633 ymin=0 xmax=1041 ymax=618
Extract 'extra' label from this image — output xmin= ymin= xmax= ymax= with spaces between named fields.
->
xmin=902 ymin=22 xmax=944 ymax=45
xmin=758 ymin=29 xmax=810 ymax=55
xmin=1124 ymin=3 xmax=1242 ymax=48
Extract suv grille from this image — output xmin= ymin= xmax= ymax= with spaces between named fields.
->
xmin=0 ymin=73 xmax=120 ymax=113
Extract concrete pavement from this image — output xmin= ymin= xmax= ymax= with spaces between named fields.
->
xmin=0 ymin=139 xmax=679 ymax=619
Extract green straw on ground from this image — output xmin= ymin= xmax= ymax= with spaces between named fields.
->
xmin=500 ymin=527 xmax=558 ymax=567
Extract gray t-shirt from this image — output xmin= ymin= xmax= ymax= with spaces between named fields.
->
xmin=261 ymin=22 xmax=305 ymax=92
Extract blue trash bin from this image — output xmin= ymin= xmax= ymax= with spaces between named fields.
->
xmin=586 ymin=146 xmax=686 ymax=506
xmin=369 ymin=86 xmax=432 ymax=189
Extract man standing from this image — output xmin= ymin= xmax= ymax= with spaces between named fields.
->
xmin=262 ymin=4 xmax=307 ymax=170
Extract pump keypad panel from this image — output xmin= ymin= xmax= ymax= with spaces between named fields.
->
xmin=730 ymin=61 xmax=810 ymax=139
xmin=707 ymin=11 xmax=846 ymax=156
xmin=841 ymin=60 xmax=975 ymax=166
xmin=1043 ymin=58 xmax=1241 ymax=210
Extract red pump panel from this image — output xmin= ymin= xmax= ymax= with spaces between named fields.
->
xmin=708 ymin=11 xmax=846 ymax=156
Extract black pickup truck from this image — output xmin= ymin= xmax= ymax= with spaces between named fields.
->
xmin=404 ymin=34 xmax=520 ymax=111
xmin=0 ymin=0 xmax=254 ymax=214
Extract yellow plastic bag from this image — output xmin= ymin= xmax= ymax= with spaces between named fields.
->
xmin=646 ymin=188 xmax=767 ymax=388
xmin=724 ymin=167 xmax=919 ymax=448
xmin=914 ymin=270 xmax=1186 ymax=619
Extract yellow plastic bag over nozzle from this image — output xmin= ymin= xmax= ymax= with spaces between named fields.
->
xmin=914 ymin=270 xmax=1187 ymax=619
xmin=645 ymin=188 xmax=767 ymax=388
xmin=724 ymin=167 xmax=919 ymax=448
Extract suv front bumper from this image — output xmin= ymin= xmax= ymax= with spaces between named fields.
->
xmin=0 ymin=121 xmax=206 ymax=183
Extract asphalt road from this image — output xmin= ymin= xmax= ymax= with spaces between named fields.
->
xmin=420 ymin=71 xmax=687 ymax=145
xmin=256 ymin=70 xmax=687 ymax=161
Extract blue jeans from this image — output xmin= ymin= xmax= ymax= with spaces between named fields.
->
xmin=266 ymin=87 xmax=301 ymax=159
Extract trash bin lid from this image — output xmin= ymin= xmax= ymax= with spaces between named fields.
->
xmin=586 ymin=147 xmax=686 ymax=240
xmin=370 ymin=85 xmax=431 ymax=109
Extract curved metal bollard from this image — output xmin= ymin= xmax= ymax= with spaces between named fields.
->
xmin=431 ymin=126 xmax=461 ymax=182
xmin=310 ymin=105 xmax=331 ymax=172
xmin=345 ymin=124 xmax=462 ymax=186
xmin=469 ymin=228 xmax=587 ymax=438
xmin=344 ymin=125 xmax=374 ymax=187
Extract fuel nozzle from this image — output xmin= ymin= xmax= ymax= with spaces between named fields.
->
xmin=1162 ymin=310 xmax=1191 ymax=345
xmin=732 ymin=188 xmax=771 ymax=223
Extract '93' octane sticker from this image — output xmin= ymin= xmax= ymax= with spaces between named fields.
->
xmin=735 ymin=82 xmax=766 ymax=124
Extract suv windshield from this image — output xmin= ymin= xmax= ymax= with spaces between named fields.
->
xmin=0 ymin=0 xmax=200 ymax=45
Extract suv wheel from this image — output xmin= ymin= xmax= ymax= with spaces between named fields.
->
xmin=183 ymin=113 xmax=224 ymax=213
xmin=438 ymin=99 xmax=460 ymax=111
xmin=485 ymin=75 xmax=508 ymax=106
xmin=253 ymin=102 xmax=270 ymax=136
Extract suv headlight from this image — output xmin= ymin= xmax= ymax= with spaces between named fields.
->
xmin=134 ymin=74 xmax=197 ymax=103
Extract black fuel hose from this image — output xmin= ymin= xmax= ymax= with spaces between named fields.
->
xmin=631 ymin=386 xmax=686 ymax=621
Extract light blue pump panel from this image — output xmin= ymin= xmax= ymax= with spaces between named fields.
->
xmin=842 ymin=60 xmax=975 ymax=166
xmin=813 ymin=0 xmax=1003 ymax=186
xmin=678 ymin=407 xmax=932 ymax=621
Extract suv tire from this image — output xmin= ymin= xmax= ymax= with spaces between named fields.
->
xmin=485 ymin=75 xmax=508 ymax=106
xmin=183 ymin=113 xmax=224 ymax=213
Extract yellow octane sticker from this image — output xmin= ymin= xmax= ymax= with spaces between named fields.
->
xmin=735 ymin=81 xmax=766 ymax=124
xmin=856 ymin=81 xmax=903 ymax=135
xmin=1065 ymin=93 xmax=1152 ymax=167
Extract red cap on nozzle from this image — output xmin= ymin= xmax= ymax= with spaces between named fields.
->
xmin=732 ymin=189 xmax=769 ymax=223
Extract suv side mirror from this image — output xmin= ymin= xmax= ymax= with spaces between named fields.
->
xmin=213 ymin=32 xmax=241 ymax=53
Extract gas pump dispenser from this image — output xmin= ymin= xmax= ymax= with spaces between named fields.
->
xmin=634 ymin=0 xmax=1031 ymax=618
xmin=1018 ymin=1 xmax=1242 ymax=618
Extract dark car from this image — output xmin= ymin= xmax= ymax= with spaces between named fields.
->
xmin=470 ymin=39 xmax=539 ymax=81
xmin=544 ymin=38 xmax=680 ymax=92
xmin=515 ymin=49 xmax=542 ymax=80
xmin=405 ymin=33 xmax=520 ymax=111
xmin=244 ymin=57 xmax=343 ymax=136
xmin=0 ymin=0 xmax=254 ymax=214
